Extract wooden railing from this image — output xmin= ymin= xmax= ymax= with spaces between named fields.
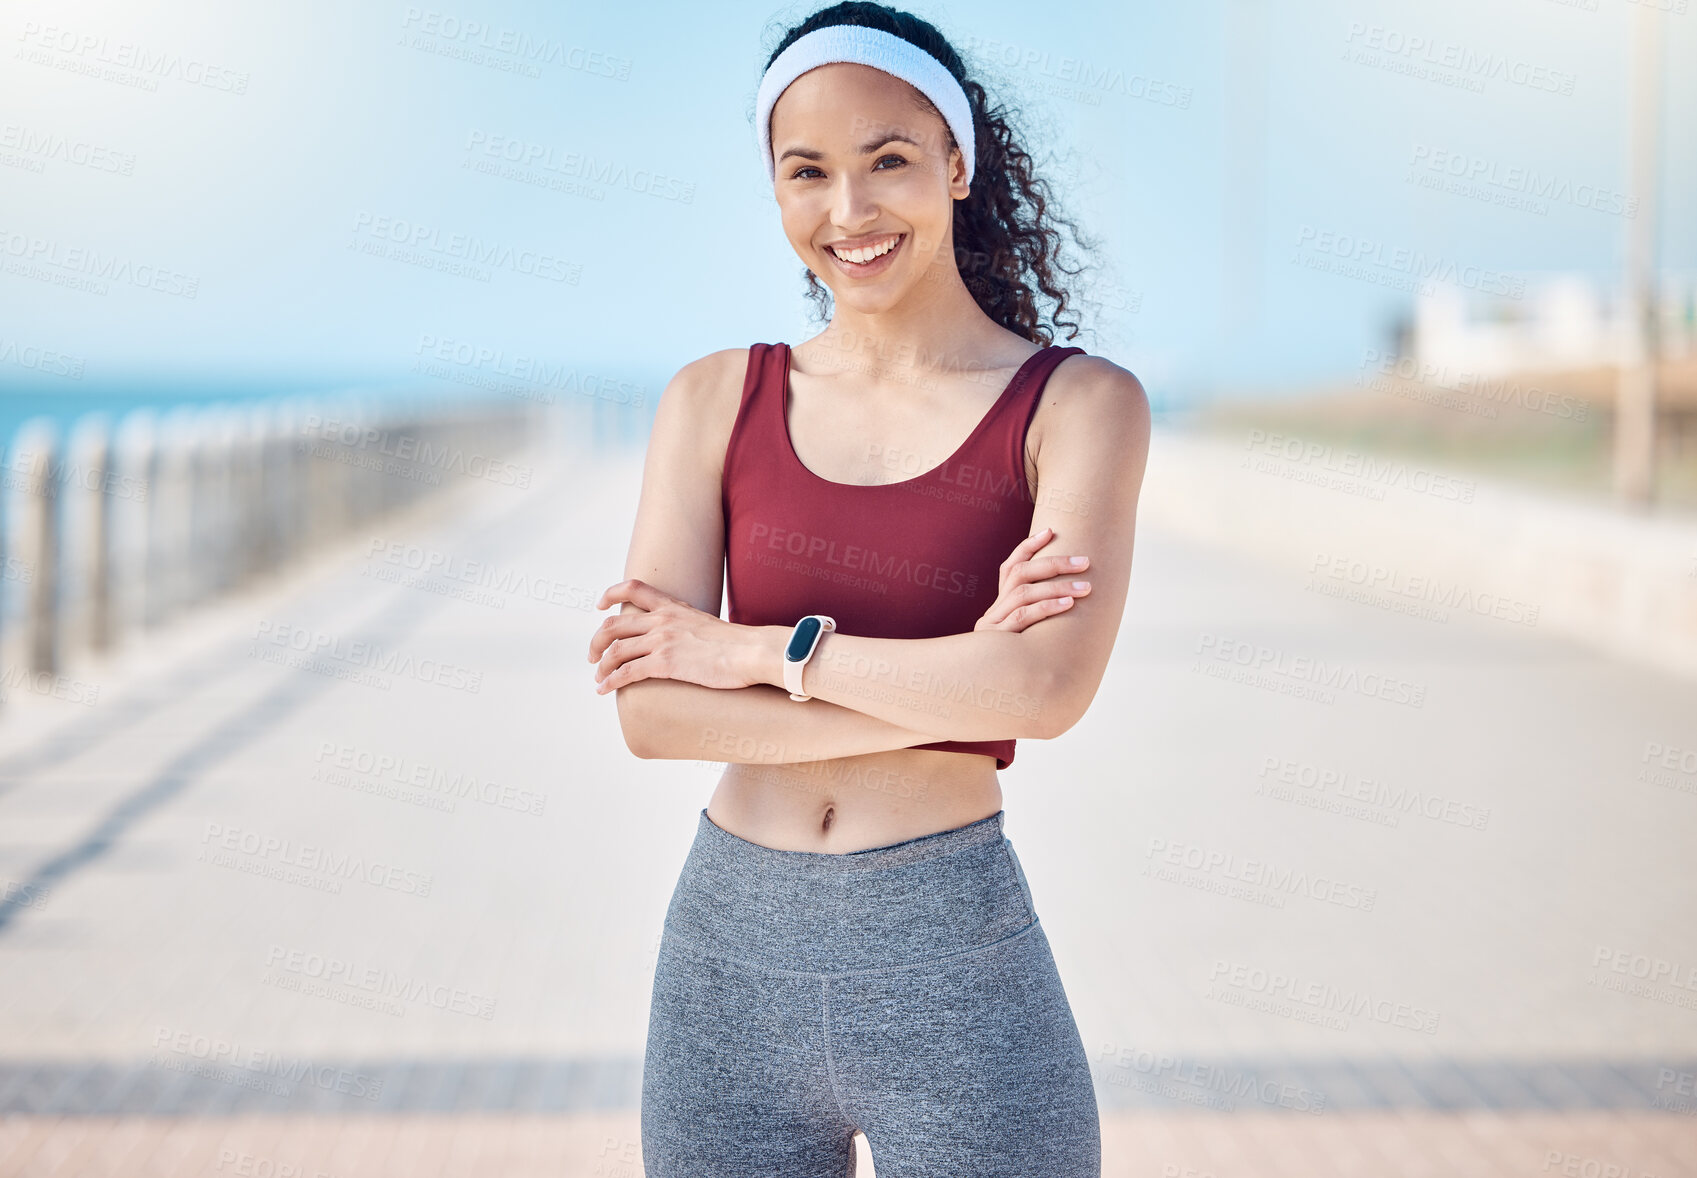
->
xmin=0 ymin=392 xmax=539 ymax=702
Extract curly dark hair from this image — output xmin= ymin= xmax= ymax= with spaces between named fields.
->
xmin=760 ymin=1 xmax=1097 ymax=346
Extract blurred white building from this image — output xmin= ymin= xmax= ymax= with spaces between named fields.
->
xmin=1409 ymin=274 xmax=1697 ymax=377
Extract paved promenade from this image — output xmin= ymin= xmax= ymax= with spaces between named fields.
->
xmin=1 ymin=425 xmax=1693 ymax=1175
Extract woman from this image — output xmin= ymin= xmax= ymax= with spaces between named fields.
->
xmin=586 ymin=3 xmax=1149 ymax=1173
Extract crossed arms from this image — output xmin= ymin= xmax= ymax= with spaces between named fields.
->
xmin=594 ymin=347 xmax=1151 ymax=763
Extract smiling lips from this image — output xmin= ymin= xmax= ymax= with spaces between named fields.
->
xmin=825 ymin=232 xmax=904 ymax=270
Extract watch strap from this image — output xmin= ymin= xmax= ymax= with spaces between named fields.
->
xmin=784 ymin=615 xmax=835 ymax=700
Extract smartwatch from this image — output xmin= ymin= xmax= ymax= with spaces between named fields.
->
xmin=783 ymin=615 xmax=836 ymax=701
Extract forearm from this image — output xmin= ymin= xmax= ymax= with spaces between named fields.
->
xmin=616 ymin=676 xmax=953 ymax=762
xmin=748 ymin=626 xmax=1059 ymax=742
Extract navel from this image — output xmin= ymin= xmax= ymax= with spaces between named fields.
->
xmin=821 ymin=805 xmax=835 ymax=833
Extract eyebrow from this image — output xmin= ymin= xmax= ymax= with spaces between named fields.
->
xmin=776 ymin=132 xmax=922 ymax=167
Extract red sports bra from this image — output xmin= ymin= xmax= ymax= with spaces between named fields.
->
xmin=721 ymin=340 xmax=1086 ymax=769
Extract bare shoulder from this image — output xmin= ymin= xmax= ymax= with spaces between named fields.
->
xmin=660 ymin=346 xmax=752 ymax=423
xmin=1028 ymin=351 xmax=1151 ymax=476
xmin=652 ymin=346 xmax=758 ymax=474
xmin=1044 ymin=352 xmax=1149 ymax=420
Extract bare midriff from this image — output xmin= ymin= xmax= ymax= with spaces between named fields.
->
xmin=706 ymin=747 xmax=1002 ymax=853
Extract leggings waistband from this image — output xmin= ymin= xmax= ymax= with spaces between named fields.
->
xmin=697 ymin=806 xmax=1008 ymax=870
xmin=662 ymin=808 xmax=1037 ymax=975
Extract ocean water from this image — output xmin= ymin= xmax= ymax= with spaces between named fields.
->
xmin=0 ymin=374 xmax=468 ymax=447
xmin=0 ymin=370 xmax=657 ymax=458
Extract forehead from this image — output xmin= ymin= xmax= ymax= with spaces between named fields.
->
xmin=769 ymin=61 xmax=936 ymax=142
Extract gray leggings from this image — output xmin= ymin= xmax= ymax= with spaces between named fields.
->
xmin=640 ymin=808 xmax=1101 ymax=1176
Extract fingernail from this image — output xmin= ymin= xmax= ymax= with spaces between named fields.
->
xmin=1069 ymin=556 xmax=1088 ymax=567
xmin=1072 ymin=581 xmax=1089 ymax=591
xmin=1057 ymin=595 xmax=1073 ymax=606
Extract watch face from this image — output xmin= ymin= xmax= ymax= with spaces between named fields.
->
xmin=785 ymin=616 xmax=823 ymax=662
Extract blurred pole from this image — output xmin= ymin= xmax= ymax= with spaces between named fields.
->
xmin=116 ymin=410 xmax=156 ymax=637
xmin=234 ymin=409 xmax=263 ymax=587
xmin=1613 ymin=4 xmax=1663 ymax=507
xmin=142 ymin=432 xmax=164 ymax=628
xmin=152 ymin=411 xmax=194 ymax=625
xmin=210 ymin=409 xmax=238 ymax=596
xmin=84 ymin=420 xmax=116 ymax=653
xmin=281 ymin=404 xmax=307 ymax=564
xmin=19 ymin=422 xmax=61 ymax=676
xmin=186 ymin=423 xmax=211 ymax=610
xmin=257 ymin=424 xmax=280 ymax=576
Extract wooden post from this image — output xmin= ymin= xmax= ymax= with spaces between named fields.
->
xmin=112 ymin=409 xmax=156 ymax=636
xmin=12 ymin=420 xmax=62 ymax=677
xmin=186 ymin=417 xmax=211 ymax=610
xmin=235 ymin=408 xmax=263 ymax=587
xmin=211 ymin=407 xmax=238 ymax=596
xmin=71 ymin=415 xmax=117 ymax=654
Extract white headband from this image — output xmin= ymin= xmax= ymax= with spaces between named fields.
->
xmin=755 ymin=24 xmax=975 ymax=186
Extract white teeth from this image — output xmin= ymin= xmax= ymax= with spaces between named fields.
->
xmin=831 ymin=235 xmax=900 ymax=264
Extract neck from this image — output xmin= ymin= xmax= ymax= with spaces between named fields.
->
xmin=809 ymin=240 xmax=1012 ymax=385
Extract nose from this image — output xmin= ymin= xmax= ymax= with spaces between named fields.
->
xmin=829 ymin=171 xmax=881 ymax=235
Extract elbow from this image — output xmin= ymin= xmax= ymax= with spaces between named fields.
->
xmin=1034 ymin=706 xmax=1086 ymax=742
xmin=613 ymin=683 xmax=658 ymax=759
xmin=1028 ymin=665 xmax=1088 ymax=741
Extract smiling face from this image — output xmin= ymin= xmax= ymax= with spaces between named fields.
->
xmin=768 ymin=61 xmax=970 ymax=315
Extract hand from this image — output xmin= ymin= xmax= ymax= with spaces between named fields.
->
xmin=587 ymin=579 xmax=774 ymax=694
xmin=973 ymin=526 xmax=1090 ymax=633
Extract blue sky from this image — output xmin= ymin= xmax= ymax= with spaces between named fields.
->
xmin=1 ymin=0 xmax=1691 ymax=411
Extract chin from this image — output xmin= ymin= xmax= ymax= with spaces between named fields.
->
xmin=828 ymin=287 xmax=909 ymax=314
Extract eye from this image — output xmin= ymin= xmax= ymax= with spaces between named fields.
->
xmin=789 ymin=154 xmax=907 ymax=181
